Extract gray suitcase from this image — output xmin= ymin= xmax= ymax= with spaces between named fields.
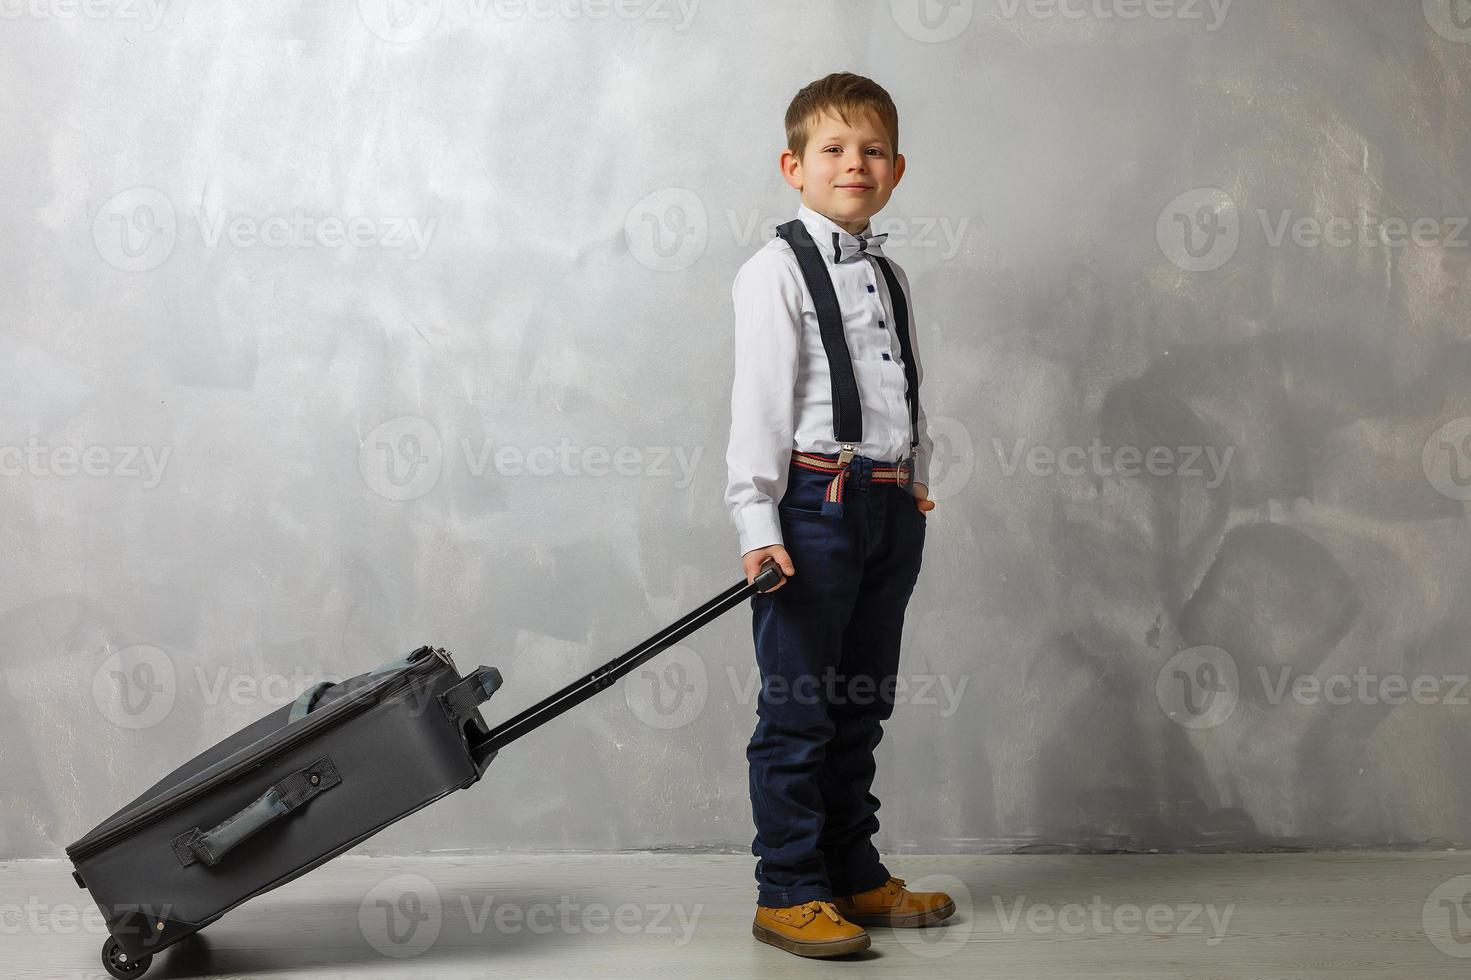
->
xmin=67 ymin=559 xmax=783 ymax=978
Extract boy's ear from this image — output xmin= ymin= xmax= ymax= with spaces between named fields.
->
xmin=892 ymin=153 xmax=906 ymax=186
xmin=780 ymin=148 xmax=804 ymax=191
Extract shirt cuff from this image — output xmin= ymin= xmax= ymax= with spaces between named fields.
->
xmin=735 ymin=502 xmax=783 ymax=557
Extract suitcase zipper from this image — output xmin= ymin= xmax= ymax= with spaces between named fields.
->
xmin=67 ymin=649 xmax=445 ymax=862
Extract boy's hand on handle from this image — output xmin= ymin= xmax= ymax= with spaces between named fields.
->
xmin=744 ymin=545 xmax=795 ymax=592
xmin=913 ymin=482 xmax=936 ymax=513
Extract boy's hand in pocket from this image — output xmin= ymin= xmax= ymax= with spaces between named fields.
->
xmin=913 ymin=482 xmax=936 ymax=513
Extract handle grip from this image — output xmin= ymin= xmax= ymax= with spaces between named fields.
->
xmin=753 ymin=556 xmax=785 ymax=592
xmin=170 ymin=756 xmax=340 ymax=868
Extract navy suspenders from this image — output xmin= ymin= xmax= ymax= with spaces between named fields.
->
xmin=774 ymin=219 xmax=922 ymax=474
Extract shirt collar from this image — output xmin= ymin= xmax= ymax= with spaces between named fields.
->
xmin=796 ymin=203 xmax=881 ymax=264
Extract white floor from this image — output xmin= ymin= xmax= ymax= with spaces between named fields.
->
xmin=8 ymin=851 xmax=1471 ymax=979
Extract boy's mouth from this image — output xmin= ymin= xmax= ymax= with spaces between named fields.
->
xmin=836 ymin=184 xmax=873 ymax=191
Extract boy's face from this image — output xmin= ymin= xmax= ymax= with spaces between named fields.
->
xmin=781 ymin=107 xmax=905 ymax=235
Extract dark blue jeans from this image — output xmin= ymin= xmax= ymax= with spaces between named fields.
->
xmin=746 ymin=454 xmax=927 ymax=908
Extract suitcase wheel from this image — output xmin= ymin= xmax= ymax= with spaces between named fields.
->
xmin=102 ymin=937 xmax=152 ymax=979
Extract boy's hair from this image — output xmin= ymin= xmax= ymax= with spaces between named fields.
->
xmin=784 ymin=72 xmax=899 ymax=163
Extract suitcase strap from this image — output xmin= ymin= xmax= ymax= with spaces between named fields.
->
xmin=170 ymin=756 xmax=342 ymax=868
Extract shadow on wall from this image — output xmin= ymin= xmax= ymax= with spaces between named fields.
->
xmin=1018 ymin=330 xmax=1471 ymax=851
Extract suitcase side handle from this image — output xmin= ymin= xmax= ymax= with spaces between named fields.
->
xmin=169 ymin=756 xmax=342 ymax=868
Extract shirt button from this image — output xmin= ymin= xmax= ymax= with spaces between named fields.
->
xmin=882 ymin=352 xmax=891 ymax=360
xmin=866 ymin=284 xmax=876 ymax=293
xmin=879 ymin=320 xmax=885 ymax=328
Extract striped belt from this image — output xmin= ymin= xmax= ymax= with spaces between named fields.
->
xmin=791 ymin=449 xmax=913 ymax=518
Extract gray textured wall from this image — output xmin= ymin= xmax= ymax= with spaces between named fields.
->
xmin=3 ymin=1 xmax=1470 ymax=860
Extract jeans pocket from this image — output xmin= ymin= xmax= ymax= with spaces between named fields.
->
xmin=778 ymin=470 xmax=828 ymax=516
xmin=779 ymin=499 xmax=827 ymax=517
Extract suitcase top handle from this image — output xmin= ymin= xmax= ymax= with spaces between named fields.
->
xmin=287 ymin=647 xmax=436 ymax=723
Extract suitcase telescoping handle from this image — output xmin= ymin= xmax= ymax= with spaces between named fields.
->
xmin=470 ymin=558 xmax=785 ymax=765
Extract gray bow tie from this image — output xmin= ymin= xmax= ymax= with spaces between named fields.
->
xmin=832 ymin=230 xmax=888 ymax=263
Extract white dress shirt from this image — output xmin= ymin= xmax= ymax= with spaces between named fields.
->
xmin=724 ymin=203 xmax=933 ymax=557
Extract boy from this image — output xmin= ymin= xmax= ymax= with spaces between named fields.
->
xmin=724 ymin=72 xmax=953 ymax=958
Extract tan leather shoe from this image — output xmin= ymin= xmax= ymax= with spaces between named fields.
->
xmin=831 ymin=875 xmax=956 ymax=927
xmin=752 ymin=899 xmax=871 ymax=957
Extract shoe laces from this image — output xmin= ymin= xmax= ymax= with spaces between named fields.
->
xmin=801 ymin=900 xmax=844 ymax=924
